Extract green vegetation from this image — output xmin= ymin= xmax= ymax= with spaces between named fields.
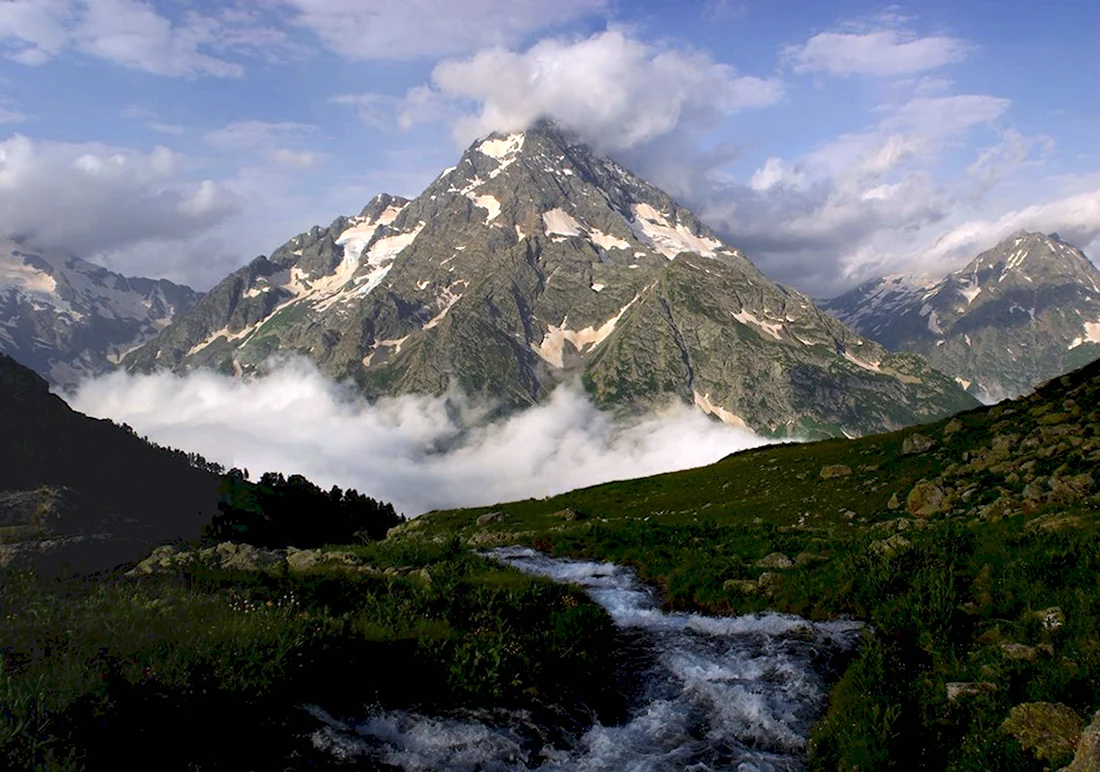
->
xmin=0 ymin=537 xmax=623 ymax=770
xmin=209 ymin=468 xmax=404 ymax=547
xmin=395 ymin=359 xmax=1100 ymax=770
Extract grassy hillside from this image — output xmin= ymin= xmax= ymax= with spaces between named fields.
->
xmin=393 ymin=356 xmax=1100 ymax=770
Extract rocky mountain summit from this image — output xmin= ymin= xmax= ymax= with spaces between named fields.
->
xmin=0 ymin=239 xmax=201 ymax=390
xmin=823 ymin=232 xmax=1100 ymax=403
xmin=126 ymin=122 xmax=976 ymax=437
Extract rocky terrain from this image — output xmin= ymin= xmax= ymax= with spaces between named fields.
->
xmin=823 ymin=232 xmax=1100 ymax=403
xmin=0 ymin=238 xmax=201 ymax=391
xmin=125 ymin=122 xmax=976 ymax=438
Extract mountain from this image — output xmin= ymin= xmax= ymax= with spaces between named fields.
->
xmin=0 ymin=239 xmax=201 ymax=390
xmin=823 ymin=232 xmax=1100 ymax=403
xmin=0 ymin=352 xmax=220 ymax=574
xmin=125 ymin=122 xmax=976 ymax=438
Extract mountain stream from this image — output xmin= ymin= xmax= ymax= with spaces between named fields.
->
xmin=308 ymin=547 xmax=863 ymax=771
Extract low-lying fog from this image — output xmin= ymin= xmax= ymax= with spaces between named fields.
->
xmin=71 ymin=358 xmax=771 ymax=517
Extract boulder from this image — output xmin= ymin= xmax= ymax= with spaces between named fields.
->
xmin=1061 ymin=710 xmax=1100 ymax=772
xmin=907 ymin=480 xmax=947 ymax=518
xmin=869 ymin=534 xmax=911 ymax=558
xmin=902 ymin=433 xmax=936 ymax=455
xmin=946 ymin=682 xmax=998 ymax=702
xmin=886 ymin=492 xmax=901 ymax=510
xmin=754 ymin=552 xmax=793 ymax=569
xmin=820 ymin=464 xmax=852 ymax=479
xmin=1001 ymin=702 xmax=1083 ymax=766
xmin=476 ymin=511 xmax=508 ymax=526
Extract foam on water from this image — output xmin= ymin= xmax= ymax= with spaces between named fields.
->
xmin=307 ymin=547 xmax=862 ymax=771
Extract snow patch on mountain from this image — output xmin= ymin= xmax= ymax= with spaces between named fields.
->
xmin=629 ymin=203 xmax=722 ymax=259
xmin=693 ymin=390 xmax=748 ymax=429
xmin=732 ymin=309 xmax=783 ymax=340
xmin=1069 ymin=321 xmax=1100 ymax=349
xmin=589 ymin=228 xmax=631 ymax=251
xmin=542 ymin=208 xmax=583 ymax=238
xmin=535 ymin=291 xmax=646 ymax=368
xmin=477 ymin=133 xmax=525 ymax=160
xmin=468 ymin=194 xmax=501 ymax=224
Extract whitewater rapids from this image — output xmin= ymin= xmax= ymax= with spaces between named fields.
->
xmin=308 ymin=547 xmax=863 ymax=771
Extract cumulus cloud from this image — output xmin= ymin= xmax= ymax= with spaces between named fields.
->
xmin=683 ymin=92 xmax=1023 ymax=294
xmin=0 ymin=0 xmax=297 ymax=76
xmin=352 ymin=29 xmax=784 ymax=152
xmin=70 ymin=358 xmax=769 ymax=517
xmin=0 ymin=134 xmax=238 ymax=258
xmin=786 ymin=28 xmax=972 ymax=77
xmin=919 ymin=189 xmax=1100 ymax=273
xmin=282 ymin=0 xmax=606 ymax=61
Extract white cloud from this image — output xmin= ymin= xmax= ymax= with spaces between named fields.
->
xmin=282 ymin=0 xmax=606 ymax=61
xmin=363 ymin=30 xmax=783 ymax=152
xmin=0 ymin=0 xmax=297 ymax=77
xmin=70 ymin=358 xmax=769 ymax=517
xmin=682 ymin=90 xmax=1021 ymax=295
xmin=73 ymin=0 xmax=242 ymax=77
xmin=204 ymin=120 xmax=319 ymax=150
xmin=919 ymin=189 xmax=1100 ymax=273
xmin=786 ymin=27 xmax=972 ymax=76
xmin=271 ymin=148 xmax=321 ymax=169
xmin=0 ymin=0 xmax=72 ymax=65
xmin=0 ymin=133 xmax=238 ymax=260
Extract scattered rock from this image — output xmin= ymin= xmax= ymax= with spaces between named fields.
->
xmin=1001 ymin=702 xmax=1083 ymax=766
xmin=902 ymin=433 xmax=936 ymax=455
xmin=722 ymin=579 xmax=759 ymax=594
xmin=907 ymin=480 xmax=948 ymax=518
xmin=1037 ymin=607 xmax=1066 ymax=632
xmin=946 ymin=682 xmax=998 ymax=702
xmin=1061 ymin=710 xmax=1100 ymax=772
xmin=944 ymin=418 xmax=965 ymax=435
xmin=820 ymin=464 xmax=852 ymax=479
xmin=1000 ymin=642 xmax=1054 ymax=662
xmin=552 ymin=508 xmax=586 ymax=521
xmin=869 ymin=534 xmax=911 ymax=558
xmin=1025 ymin=513 xmax=1084 ymax=533
xmin=476 ymin=511 xmax=507 ymax=526
xmin=754 ymin=552 xmax=793 ymax=569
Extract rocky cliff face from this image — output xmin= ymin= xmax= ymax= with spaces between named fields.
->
xmin=0 ymin=239 xmax=201 ymax=391
xmin=823 ymin=232 xmax=1100 ymax=403
xmin=126 ymin=123 xmax=976 ymax=438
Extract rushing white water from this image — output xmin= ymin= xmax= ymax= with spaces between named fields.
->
xmin=308 ymin=547 xmax=863 ymax=771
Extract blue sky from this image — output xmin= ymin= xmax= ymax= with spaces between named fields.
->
xmin=1 ymin=0 xmax=1097 ymax=295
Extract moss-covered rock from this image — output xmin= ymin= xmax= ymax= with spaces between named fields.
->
xmin=1001 ymin=702 xmax=1083 ymax=767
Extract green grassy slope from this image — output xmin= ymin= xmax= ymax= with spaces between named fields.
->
xmin=393 ymin=356 xmax=1100 ymax=770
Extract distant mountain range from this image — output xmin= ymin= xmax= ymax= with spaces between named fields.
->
xmin=822 ymin=232 xmax=1100 ymax=403
xmin=118 ymin=122 xmax=976 ymax=438
xmin=0 ymin=239 xmax=200 ymax=391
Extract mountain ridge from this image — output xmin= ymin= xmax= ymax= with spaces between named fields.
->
xmin=823 ymin=231 xmax=1100 ymax=402
xmin=0 ymin=239 xmax=201 ymax=390
xmin=125 ymin=123 xmax=977 ymax=438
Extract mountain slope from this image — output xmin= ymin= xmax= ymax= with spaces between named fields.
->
xmin=126 ymin=123 xmax=976 ymax=438
xmin=0 ymin=352 xmax=220 ymax=573
xmin=823 ymin=232 xmax=1100 ymax=402
xmin=0 ymin=240 xmax=201 ymax=390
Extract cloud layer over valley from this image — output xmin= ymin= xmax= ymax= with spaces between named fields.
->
xmin=71 ymin=359 xmax=769 ymax=517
